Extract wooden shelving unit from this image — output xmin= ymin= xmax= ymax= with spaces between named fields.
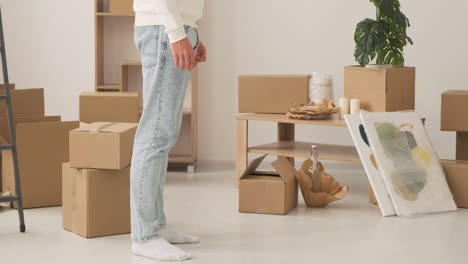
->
xmin=95 ymin=0 xmax=198 ymax=172
xmin=236 ymin=114 xmax=359 ymax=181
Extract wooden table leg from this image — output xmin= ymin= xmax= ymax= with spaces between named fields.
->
xmin=278 ymin=122 xmax=295 ymax=164
xmin=236 ymin=119 xmax=248 ymax=186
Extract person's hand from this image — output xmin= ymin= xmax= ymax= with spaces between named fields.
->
xmin=170 ymin=38 xmax=196 ymax=71
xmin=195 ymin=42 xmax=207 ymax=63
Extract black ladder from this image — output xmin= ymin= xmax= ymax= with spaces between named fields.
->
xmin=0 ymin=5 xmax=26 ymax=233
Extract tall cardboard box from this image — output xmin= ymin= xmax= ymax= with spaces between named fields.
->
xmin=80 ymin=92 xmax=140 ymax=123
xmin=441 ymin=91 xmax=468 ymax=132
xmin=239 ymin=155 xmax=298 ymax=215
xmin=238 ymin=75 xmax=310 ymax=114
xmin=441 ymin=160 xmax=468 ymax=208
xmin=109 ymin=0 xmax=134 ymax=14
xmin=0 ymin=88 xmax=45 ymax=142
xmin=62 ymin=163 xmax=131 ymax=238
xmin=1 ymin=117 xmax=79 ymax=208
xmin=344 ymin=66 xmax=415 ymax=112
xmin=70 ymin=122 xmax=137 ymax=169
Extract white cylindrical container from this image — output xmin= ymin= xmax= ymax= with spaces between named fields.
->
xmin=309 ymin=73 xmax=333 ymax=104
xmin=339 ymin=97 xmax=349 ymax=119
xmin=350 ymin=99 xmax=361 ymax=114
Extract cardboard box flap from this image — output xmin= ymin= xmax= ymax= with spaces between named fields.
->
xmin=74 ymin=122 xmax=136 ymax=133
xmin=271 ymin=157 xmax=296 ymax=182
xmin=0 ymin=135 xmax=7 ymax=145
xmin=239 ymin=154 xmax=268 ymax=179
xmin=443 ymin=90 xmax=468 ymax=95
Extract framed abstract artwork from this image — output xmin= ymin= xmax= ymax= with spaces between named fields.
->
xmin=345 ymin=114 xmax=397 ymax=216
xmin=360 ymin=111 xmax=457 ymax=216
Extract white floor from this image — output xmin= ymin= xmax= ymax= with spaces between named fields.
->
xmin=1 ymin=161 xmax=468 ymax=264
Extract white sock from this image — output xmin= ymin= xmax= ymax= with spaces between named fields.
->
xmin=158 ymin=226 xmax=200 ymax=244
xmin=132 ymin=238 xmax=192 ymax=261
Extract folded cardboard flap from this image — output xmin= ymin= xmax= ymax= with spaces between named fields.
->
xmin=441 ymin=160 xmax=468 ymax=208
xmin=79 ymin=92 xmax=140 ymax=123
xmin=75 ymin=122 xmax=137 ymax=134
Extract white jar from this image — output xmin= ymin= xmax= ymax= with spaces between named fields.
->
xmin=309 ymin=72 xmax=334 ymax=104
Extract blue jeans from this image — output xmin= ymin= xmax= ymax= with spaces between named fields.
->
xmin=131 ymin=25 xmax=198 ymax=242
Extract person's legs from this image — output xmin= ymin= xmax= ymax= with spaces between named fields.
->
xmin=130 ymin=25 xmax=199 ymax=261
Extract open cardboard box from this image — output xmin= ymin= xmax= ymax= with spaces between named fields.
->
xmin=70 ymin=122 xmax=137 ymax=170
xmin=2 ymin=116 xmax=79 ymax=208
xmin=441 ymin=160 xmax=468 ymax=208
xmin=62 ymin=163 xmax=131 ymax=238
xmin=239 ymin=155 xmax=298 ymax=215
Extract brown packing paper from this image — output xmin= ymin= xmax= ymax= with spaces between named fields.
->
xmin=296 ymin=159 xmax=348 ymax=207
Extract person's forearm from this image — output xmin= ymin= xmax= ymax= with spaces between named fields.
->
xmin=153 ymin=0 xmax=186 ymax=43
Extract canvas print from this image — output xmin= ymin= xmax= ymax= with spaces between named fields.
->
xmin=345 ymin=114 xmax=397 ymax=217
xmin=360 ymin=111 xmax=456 ymax=216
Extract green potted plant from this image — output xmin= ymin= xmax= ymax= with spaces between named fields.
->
xmin=344 ymin=0 xmax=416 ymax=112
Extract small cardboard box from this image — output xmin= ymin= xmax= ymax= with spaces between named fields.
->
xmin=238 ymin=75 xmax=310 ymax=114
xmin=1 ymin=117 xmax=79 ymax=208
xmin=344 ymin=66 xmax=415 ymax=112
xmin=70 ymin=122 xmax=138 ymax=169
xmin=0 ymin=88 xmax=45 ymax=142
xmin=441 ymin=90 xmax=468 ymax=132
xmin=80 ymin=92 xmax=140 ymax=124
xmin=62 ymin=163 xmax=130 ymax=238
xmin=239 ymin=155 xmax=298 ymax=215
xmin=109 ymin=0 xmax=134 ymax=14
xmin=441 ymin=160 xmax=468 ymax=208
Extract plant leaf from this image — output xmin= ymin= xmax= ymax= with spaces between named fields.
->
xmin=354 ymin=19 xmax=387 ymax=65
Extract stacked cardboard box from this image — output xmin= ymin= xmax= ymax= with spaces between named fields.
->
xmin=79 ymin=92 xmax=140 ymax=123
xmin=0 ymin=88 xmax=79 ymax=208
xmin=63 ymin=122 xmax=137 ymax=238
xmin=439 ymin=90 xmax=468 ymax=208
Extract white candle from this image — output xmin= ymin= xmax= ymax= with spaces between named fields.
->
xmin=350 ymin=99 xmax=361 ymax=114
xmin=339 ymin=97 xmax=349 ymax=119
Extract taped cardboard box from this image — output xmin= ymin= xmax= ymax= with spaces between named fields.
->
xmin=62 ymin=163 xmax=130 ymax=238
xmin=344 ymin=66 xmax=415 ymax=112
xmin=441 ymin=160 xmax=468 ymax=208
xmin=441 ymin=91 xmax=468 ymax=132
xmin=1 ymin=117 xmax=79 ymax=208
xmin=239 ymin=155 xmax=298 ymax=215
xmin=109 ymin=0 xmax=134 ymax=13
xmin=0 ymin=88 xmax=45 ymax=142
xmin=70 ymin=122 xmax=137 ymax=169
xmin=80 ymin=92 xmax=140 ymax=124
xmin=238 ymin=75 xmax=310 ymax=114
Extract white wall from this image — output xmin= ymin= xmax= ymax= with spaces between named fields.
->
xmin=1 ymin=0 xmax=467 ymax=162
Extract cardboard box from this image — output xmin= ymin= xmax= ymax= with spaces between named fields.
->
xmin=441 ymin=90 xmax=468 ymax=132
xmin=456 ymin=132 xmax=468 ymax=161
xmin=239 ymin=155 xmax=298 ymax=215
xmin=441 ymin=160 xmax=468 ymax=208
xmin=238 ymin=75 xmax=310 ymax=114
xmin=80 ymin=92 xmax=140 ymax=123
xmin=344 ymin=66 xmax=415 ymax=112
xmin=1 ymin=117 xmax=79 ymax=208
xmin=62 ymin=163 xmax=130 ymax=238
xmin=70 ymin=122 xmax=137 ymax=169
xmin=109 ymin=0 xmax=134 ymax=14
xmin=0 ymin=88 xmax=45 ymax=142
xmin=0 ymin=83 xmax=15 ymax=90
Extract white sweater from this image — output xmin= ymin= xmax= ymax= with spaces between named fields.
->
xmin=134 ymin=0 xmax=204 ymax=43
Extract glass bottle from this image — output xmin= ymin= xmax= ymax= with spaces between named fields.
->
xmin=309 ymin=145 xmax=321 ymax=192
